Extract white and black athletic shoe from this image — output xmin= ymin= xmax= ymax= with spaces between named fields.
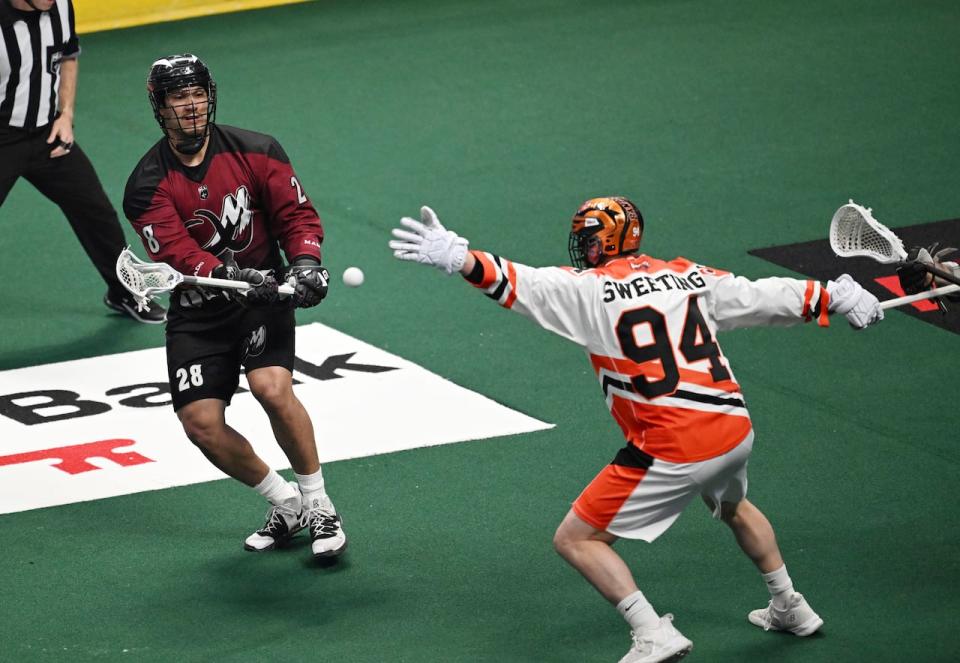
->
xmin=104 ymin=291 xmax=167 ymax=324
xmin=244 ymin=498 xmax=305 ymax=552
xmin=305 ymin=501 xmax=347 ymax=559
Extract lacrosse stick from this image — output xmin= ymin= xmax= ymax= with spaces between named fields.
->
xmin=116 ymin=248 xmax=294 ymax=311
xmin=879 ymin=284 xmax=960 ymax=310
xmin=829 ymin=200 xmax=960 ymax=286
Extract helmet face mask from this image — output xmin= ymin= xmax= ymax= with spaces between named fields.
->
xmin=568 ymin=197 xmax=644 ymax=269
xmin=147 ymin=54 xmax=217 ymax=155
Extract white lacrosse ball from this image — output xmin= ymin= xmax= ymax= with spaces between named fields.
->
xmin=342 ymin=266 xmax=364 ymax=287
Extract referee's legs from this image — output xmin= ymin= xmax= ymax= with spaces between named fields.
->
xmin=0 ymin=136 xmax=31 ymax=205
xmin=24 ymin=143 xmax=128 ymax=295
xmin=0 ymin=173 xmax=18 ymax=206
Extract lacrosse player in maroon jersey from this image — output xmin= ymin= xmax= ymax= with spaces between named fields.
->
xmin=390 ymin=199 xmax=883 ymax=662
xmin=897 ymin=244 xmax=960 ymax=300
xmin=122 ymin=54 xmax=346 ymax=560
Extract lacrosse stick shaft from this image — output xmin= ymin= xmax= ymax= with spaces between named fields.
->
xmin=880 ymin=284 xmax=960 ymax=310
xmin=182 ymin=275 xmax=295 ymax=295
xmin=923 ymin=264 xmax=960 ymax=287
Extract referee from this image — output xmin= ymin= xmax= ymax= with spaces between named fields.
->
xmin=0 ymin=0 xmax=165 ymax=323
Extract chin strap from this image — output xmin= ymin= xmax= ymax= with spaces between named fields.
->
xmin=168 ymin=121 xmax=212 ymax=156
xmin=173 ymin=136 xmax=205 ymax=155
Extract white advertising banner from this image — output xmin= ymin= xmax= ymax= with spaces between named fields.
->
xmin=0 ymin=323 xmax=552 ymax=514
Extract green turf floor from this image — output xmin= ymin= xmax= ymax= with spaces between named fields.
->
xmin=1 ymin=1 xmax=959 ymax=660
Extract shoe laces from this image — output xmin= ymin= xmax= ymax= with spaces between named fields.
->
xmin=759 ymin=596 xmax=798 ymax=631
xmin=630 ymin=630 xmax=655 ymax=652
xmin=260 ymin=503 xmax=299 ymax=534
xmin=757 ymin=600 xmax=776 ymax=631
xmin=630 ymin=614 xmax=674 ymax=650
xmin=305 ymin=506 xmax=340 ymax=537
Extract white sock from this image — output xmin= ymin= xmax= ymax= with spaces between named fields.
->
xmin=616 ymin=590 xmax=661 ymax=631
xmin=295 ymin=468 xmax=331 ymax=510
xmin=762 ymin=564 xmax=795 ymax=608
xmin=253 ymin=469 xmax=299 ymax=506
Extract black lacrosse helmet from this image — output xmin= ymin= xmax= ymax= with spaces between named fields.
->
xmin=147 ymin=54 xmax=217 ymax=155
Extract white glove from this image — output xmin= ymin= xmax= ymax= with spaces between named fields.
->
xmin=389 ymin=206 xmax=469 ymax=275
xmin=826 ymin=273 xmax=884 ymax=330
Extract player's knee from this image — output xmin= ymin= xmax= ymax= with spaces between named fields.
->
xmin=553 ymin=521 xmax=586 ymax=557
xmin=178 ymin=408 xmax=225 ymax=450
xmin=721 ymin=499 xmax=759 ymax=531
xmin=553 ymin=526 xmax=572 ymax=557
xmin=248 ymin=377 xmax=292 ymax=411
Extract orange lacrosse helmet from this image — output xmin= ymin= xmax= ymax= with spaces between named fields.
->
xmin=568 ymin=196 xmax=644 ymax=268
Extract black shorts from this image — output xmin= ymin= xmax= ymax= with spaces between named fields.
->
xmin=165 ymin=303 xmax=296 ymax=411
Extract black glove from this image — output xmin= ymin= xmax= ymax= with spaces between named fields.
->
xmin=896 ymin=246 xmax=933 ymax=295
xmin=285 ymin=256 xmax=329 ymax=308
xmin=212 ymin=255 xmax=279 ymax=307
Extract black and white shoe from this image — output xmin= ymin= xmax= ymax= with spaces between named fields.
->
xmin=244 ymin=498 xmax=305 ymax=552
xmin=104 ymin=291 xmax=166 ymax=324
xmin=305 ymin=500 xmax=347 ymax=559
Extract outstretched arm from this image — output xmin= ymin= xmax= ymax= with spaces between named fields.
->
xmin=707 ymin=272 xmax=883 ymax=331
xmin=389 ymin=206 xmax=599 ymax=345
xmin=826 ymin=274 xmax=884 ymax=329
xmin=390 ymin=206 xmax=470 ymax=275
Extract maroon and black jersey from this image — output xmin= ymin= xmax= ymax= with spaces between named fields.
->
xmin=123 ymin=124 xmax=323 ymax=324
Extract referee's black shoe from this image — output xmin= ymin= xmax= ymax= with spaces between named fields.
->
xmin=104 ymin=291 xmax=167 ymax=324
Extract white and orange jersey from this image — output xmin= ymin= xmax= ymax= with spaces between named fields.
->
xmin=464 ymin=251 xmax=832 ymax=463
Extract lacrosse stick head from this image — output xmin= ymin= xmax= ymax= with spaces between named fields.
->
xmin=115 ymin=248 xmax=182 ymax=311
xmin=829 ymin=200 xmax=907 ymax=264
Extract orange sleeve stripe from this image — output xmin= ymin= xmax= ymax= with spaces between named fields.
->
xmin=473 ymin=251 xmax=499 ymax=289
xmin=503 ymin=259 xmax=518 ymax=309
xmin=817 ymin=288 xmax=830 ymax=326
xmin=801 ymin=280 xmax=815 ymax=318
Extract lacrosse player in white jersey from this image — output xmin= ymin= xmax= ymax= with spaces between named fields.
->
xmin=389 ymin=197 xmax=883 ymax=663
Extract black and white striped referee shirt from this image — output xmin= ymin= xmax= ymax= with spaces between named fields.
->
xmin=0 ymin=0 xmax=79 ymax=130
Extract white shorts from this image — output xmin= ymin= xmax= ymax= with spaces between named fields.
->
xmin=572 ymin=430 xmax=754 ymax=541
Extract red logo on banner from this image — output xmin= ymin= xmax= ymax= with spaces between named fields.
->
xmin=0 ymin=439 xmax=154 ymax=475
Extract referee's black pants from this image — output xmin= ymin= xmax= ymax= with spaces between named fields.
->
xmin=0 ymin=126 xmax=127 ymax=298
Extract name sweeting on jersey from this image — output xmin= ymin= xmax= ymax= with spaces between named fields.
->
xmin=602 ymin=271 xmax=707 ymax=303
